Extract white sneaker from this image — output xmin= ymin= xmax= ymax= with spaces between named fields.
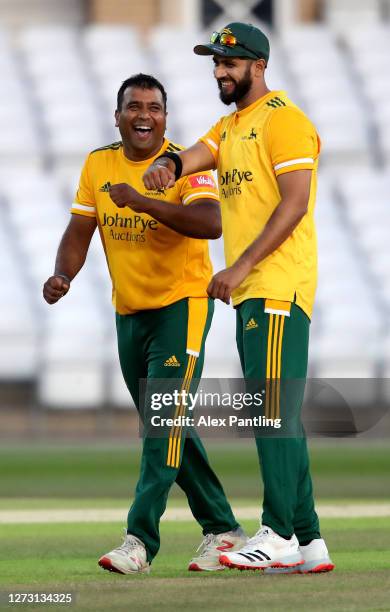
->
xmin=264 ymin=538 xmax=335 ymax=574
xmin=98 ymin=531 xmax=151 ymax=575
xmin=219 ymin=525 xmax=303 ymax=571
xmin=188 ymin=527 xmax=248 ymax=571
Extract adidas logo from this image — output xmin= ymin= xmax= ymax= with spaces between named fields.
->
xmin=245 ymin=318 xmax=258 ymax=331
xmin=164 ymin=355 xmax=181 ymax=367
xmin=99 ymin=181 xmax=111 ymax=192
xmin=266 ymin=96 xmax=286 ymax=109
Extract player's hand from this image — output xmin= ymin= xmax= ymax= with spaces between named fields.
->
xmin=109 ymin=183 xmax=146 ymax=210
xmin=143 ymin=160 xmax=176 ymax=191
xmin=43 ymin=275 xmax=70 ymax=305
xmin=207 ymin=261 xmax=252 ymax=304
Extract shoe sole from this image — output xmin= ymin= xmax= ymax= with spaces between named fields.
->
xmin=188 ymin=536 xmax=249 ymax=572
xmin=98 ymin=556 xmax=150 ymax=575
xmin=188 ymin=562 xmax=225 ymax=572
xmin=265 ymin=562 xmax=335 ymax=575
xmin=219 ymin=554 xmax=304 ymax=571
xmin=301 ymin=562 xmax=335 ymax=574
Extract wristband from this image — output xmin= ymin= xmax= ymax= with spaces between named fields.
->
xmin=154 ymin=152 xmax=183 ymax=181
xmin=56 ymin=273 xmax=71 ymax=285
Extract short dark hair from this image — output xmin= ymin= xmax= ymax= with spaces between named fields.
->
xmin=116 ymin=74 xmax=167 ymax=112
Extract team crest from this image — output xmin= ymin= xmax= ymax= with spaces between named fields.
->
xmin=242 ymin=128 xmax=257 ymax=141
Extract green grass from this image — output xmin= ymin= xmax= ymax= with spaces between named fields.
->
xmin=0 ymin=443 xmax=389 ymax=610
xmin=1 ymin=518 xmax=390 ymax=611
xmin=0 ymin=441 xmax=389 ymax=500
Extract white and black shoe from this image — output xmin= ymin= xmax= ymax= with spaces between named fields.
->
xmin=188 ymin=527 xmax=248 ymax=571
xmin=98 ymin=531 xmax=150 ymax=575
xmin=264 ymin=538 xmax=335 ymax=574
xmin=219 ymin=525 xmax=303 ymax=571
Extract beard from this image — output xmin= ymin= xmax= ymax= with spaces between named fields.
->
xmin=218 ymin=64 xmax=253 ymax=105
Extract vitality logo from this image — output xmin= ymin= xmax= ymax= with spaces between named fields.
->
xmin=189 ymin=174 xmax=217 ymax=188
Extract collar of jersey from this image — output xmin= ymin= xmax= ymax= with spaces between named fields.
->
xmin=120 ymin=138 xmax=170 ymax=166
xmin=235 ymin=90 xmax=286 ymax=118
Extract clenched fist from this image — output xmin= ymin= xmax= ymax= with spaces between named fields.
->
xmin=109 ymin=183 xmax=147 ymax=212
xmin=143 ymin=159 xmax=176 ymax=191
xmin=43 ymin=275 xmax=70 ymax=304
xmin=207 ymin=260 xmax=252 ymax=304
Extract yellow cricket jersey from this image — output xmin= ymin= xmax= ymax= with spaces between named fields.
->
xmin=200 ymin=90 xmax=321 ymax=318
xmin=71 ymin=139 xmax=219 ymax=314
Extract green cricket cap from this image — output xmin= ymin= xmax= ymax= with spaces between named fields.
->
xmin=194 ymin=22 xmax=270 ymax=62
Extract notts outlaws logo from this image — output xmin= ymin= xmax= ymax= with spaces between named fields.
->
xmin=219 ymin=168 xmax=253 ymax=197
xmin=242 ymin=128 xmax=257 ymax=141
xmin=102 ymin=212 xmax=158 ymax=243
xmin=145 ymin=188 xmax=166 ymax=197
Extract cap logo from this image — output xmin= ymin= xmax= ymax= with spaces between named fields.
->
xmin=221 ymin=27 xmax=233 ymax=35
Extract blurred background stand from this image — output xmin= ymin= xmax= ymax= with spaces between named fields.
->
xmin=0 ymin=0 xmax=389 ymax=441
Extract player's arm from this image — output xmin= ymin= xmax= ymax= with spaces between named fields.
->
xmin=142 ymin=141 xmax=218 ymax=190
xmin=109 ymin=183 xmax=221 ymax=239
xmin=143 ymin=142 xmax=216 ymax=191
xmin=207 ymin=170 xmax=311 ymax=303
xmin=43 ymin=215 xmax=97 ymax=304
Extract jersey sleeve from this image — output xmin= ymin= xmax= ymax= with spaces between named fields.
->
xmin=266 ymin=107 xmax=321 ymax=177
xmin=70 ymin=154 xmax=96 ymax=218
xmin=198 ymin=117 xmax=224 ymax=166
xmin=178 ymin=171 xmax=220 ymax=206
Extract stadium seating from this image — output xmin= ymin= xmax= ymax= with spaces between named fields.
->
xmin=0 ymin=224 xmax=38 ymax=379
xmin=342 ymin=25 xmax=390 ymax=165
xmin=310 ymin=172 xmax=383 ymax=379
xmin=149 ymin=26 xmax=229 ymax=144
xmin=38 ymin=295 xmax=107 ymax=409
xmin=0 ymin=29 xmax=42 ymax=168
xmin=0 ymin=0 xmax=83 ymax=29
xmin=280 ymin=25 xmax=371 ymax=168
xmin=0 ymin=21 xmax=388 ymax=408
xmin=19 ymin=26 xmax=106 ymax=168
xmin=336 ymin=170 xmax=390 ymax=314
xmin=84 ymin=24 xmax=151 ymax=121
xmin=324 ymin=0 xmax=382 ymax=31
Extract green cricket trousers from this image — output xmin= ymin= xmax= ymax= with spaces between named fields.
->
xmin=116 ymin=297 xmax=239 ymax=562
xmin=236 ymin=298 xmax=320 ymax=543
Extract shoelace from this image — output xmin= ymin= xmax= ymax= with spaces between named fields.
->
xmin=241 ymin=527 xmax=272 ymax=552
xmin=116 ymin=531 xmax=143 ymax=555
xmin=196 ymin=533 xmax=217 ymax=557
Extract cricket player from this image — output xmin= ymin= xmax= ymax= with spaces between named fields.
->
xmin=142 ymin=25 xmax=335 ymax=573
xmin=43 ymin=73 xmax=246 ymax=575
